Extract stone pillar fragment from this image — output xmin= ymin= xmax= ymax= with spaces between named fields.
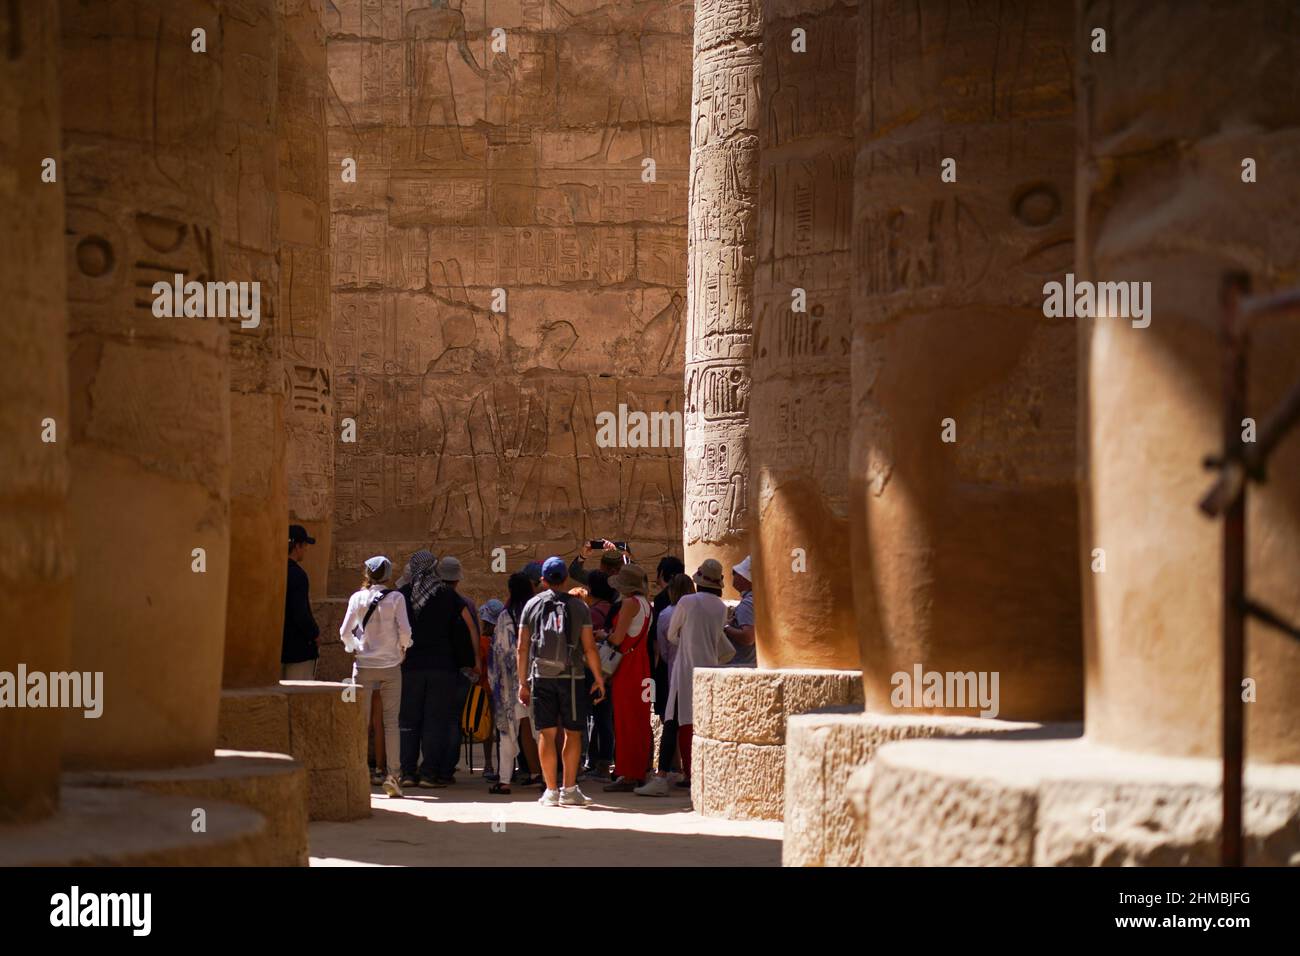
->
xmin=61 ymin=0 xmax=231 ymax=771
xmin=221 ymin=0 xmax=288 ymax=688
xmin=0 ymin=0 xmax=71 ymax=822
xmin=1079 ymin=0 xmax=1300 ymax=763
xmin=277 ymin=0 xmax=333 ymax=589
xmin=683 ymin=0 xmax=762 ymax=590
xmin=748 ymin=0 xmax=859 ymax=669
xmin=852 ymin=0 xmax=1081 ymax=721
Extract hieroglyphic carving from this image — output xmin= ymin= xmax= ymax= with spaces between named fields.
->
xmin=324 ymin=0 xmax=690 ymax=602
xmin=747 ymin=0 xmax=858 ymax=668
xmin=852 ymin=0 xmax=1080 ymax=718
xmin=60 ymin=0 xmax=232 ymax=768
xmin=684 ymin=1 xmax=761 ymax=567
xmin=279 ymin=0 xmax=334 ymax=586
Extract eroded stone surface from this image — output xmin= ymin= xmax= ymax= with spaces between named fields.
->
xmin=692 ymin=667 xmax=863 ymax=821
xmin=748 ymin=0 xmax=859 ymax=670
xmin=0 ymin=786 xmax=267 ymax=867
xmin=61 ymin=0 xmax=231 ymax=771
xmin=683 ymin=0 xmax=761 ymax=592
xmin=279 ymin=0 xmax=335 ymax=589
xmin=67 ymin=750 xmax=309 ymax=866
xmin=322 ymin=0 xmax=691 ymax=606
xmin=860 ymin=736 xmax=1300 ymax=867
xmin=1078 ymin=0 xmax=1300 ymax=763
xmin=221 ymin=0 xmax=290 ymax=689
xmin=0 ymin=0 xmax=70 ymax=823
xmin=694 ymin=666 xmax=862 ymax=744
xmin=852 ymin=0 xmax=1081 ymax=722
xmin=218 ymin=683 xmax=368 ymax=821
xmin=782 ymin=710 xmax=1049 ymax=866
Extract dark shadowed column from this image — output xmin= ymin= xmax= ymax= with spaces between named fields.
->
xmin=853 ymin=0 xmax=1081 ymax=722
xmin=748 ymin=0 xmax=858 ymax=670
xmin=0 ymin=0 xmax=71 ymax=822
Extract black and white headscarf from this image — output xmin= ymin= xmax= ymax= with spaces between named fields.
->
xmin=404 ymin=550 xmax=440 ymax=616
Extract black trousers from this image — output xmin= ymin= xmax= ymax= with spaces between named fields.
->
xmin=399 ymin=668 xmax=468 ymax=780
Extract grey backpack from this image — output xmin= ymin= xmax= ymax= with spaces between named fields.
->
xmin=530 ymin=591 xmax=580 ymax=679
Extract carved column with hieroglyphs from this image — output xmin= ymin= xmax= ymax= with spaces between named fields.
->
xmin=684 ymin=0 xmax=761 ymax=593
xmin=748 ymin=0 xmax=858 ymax=669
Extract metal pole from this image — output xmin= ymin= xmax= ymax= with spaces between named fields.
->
xmin=1220 ymin=273 xmax=1249 ymax=868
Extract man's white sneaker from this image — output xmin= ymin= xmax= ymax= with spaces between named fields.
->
xmin=382 ymin=774 xmax=403 ymax=798
xmin=559 ymin=786 xmax=594 ymax=807
xmin=634 ymin=776 xmax=670 ymax=797
xmin=538 ymin=788 xmax=560 ymax=807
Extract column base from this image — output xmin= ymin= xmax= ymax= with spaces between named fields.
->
xmin=0 ymin=786 xmax=266 ymax=866
xmin=691 ymin=668 xmax=863 ymax=821
xmin=66 ymin=750 xmax=308 ymax=866
xmin=218 ymin=683 xmax=369 ymax=822
xmin=783 ymin=710 xmax=1057 ymax=866
xmin=856 ymin=735 xmax=1300 ymax=866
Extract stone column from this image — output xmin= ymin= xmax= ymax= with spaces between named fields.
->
xmin=215 ymin=0 xmax=368 ymax=824
xmin=277 ymin=0 xmax=333 ymax=590
xmin=693 ymin=0 xmax=865 ymax=825
xmin=0 ymin=0 xmax=72 ymax=824
xmin=61 ymin=0 xmax=231 ymax=772
xmin=1079 ymin=0 xmax=1300 ymax=767
xmin=220 ymin=0 xmax=289 ymax=689
xmin=748 ymin=0 xmax=858 ymax=670
xmin=852 ymin=1 xmax=1081 ymax=719
xmin=786 ymin=0 xmax=1082 ymax=864
xmin=19 ymin=0 xmax=291 ymax=866
xmin=846 ymin=2 xmax=1300 ymax=867
xmin=683 ymin=0 xmax=762 ymax=590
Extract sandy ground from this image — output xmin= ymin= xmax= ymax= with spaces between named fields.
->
xmin=309 ymin=771 xmax=782 ymax=867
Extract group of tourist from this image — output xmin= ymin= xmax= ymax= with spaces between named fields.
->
xmin=280 ymin=527 xmax=757 ymax=806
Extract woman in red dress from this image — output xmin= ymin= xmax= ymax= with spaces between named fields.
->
xmin=603 ymin=564 xmax=653 ymax=791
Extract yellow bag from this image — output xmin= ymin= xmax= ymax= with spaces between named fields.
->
xmin=461 ymin=683 xmax=493 ymax=743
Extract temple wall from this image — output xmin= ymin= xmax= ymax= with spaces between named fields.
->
xmin=321 ymin=0 xmax=691 ymax=607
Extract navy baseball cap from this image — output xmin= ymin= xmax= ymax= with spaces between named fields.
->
xmin=289 ymin=524 xmax=316 ymax=545
xmin=522 ymin=561 xmax=543 ymax=584
xmin=541 ymin=556 xmax=567 ymax=584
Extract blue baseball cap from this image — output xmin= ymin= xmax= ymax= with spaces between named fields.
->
xmin=541 ymin=556 xmax=567 ymax=584
xmin=522 ymin=561 xmax=543 ymax=583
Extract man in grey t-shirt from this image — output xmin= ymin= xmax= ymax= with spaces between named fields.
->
xmin=517 ymin=556 xmax=605 ymax=807
xmin=723 ymin=555 xmax=757 ymax=667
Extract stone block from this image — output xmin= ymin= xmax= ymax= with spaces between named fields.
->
xmin=695 ymin=667 xmax=863 ymax=745
xmin=783 ymin=710 xmax=1050 ymax=866
xmin=0 ymin=787 xmax=266 ymax=867
xmin=857 ymin=735 xmax=1300 ymax=867
xmin=218 ymin=683 xmax=369 ymax=821
xmin=66 ymin=750 xmax=308 ymax=866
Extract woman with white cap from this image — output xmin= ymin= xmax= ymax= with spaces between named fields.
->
xmin=340 ymin=555 xmax=412 ymax=798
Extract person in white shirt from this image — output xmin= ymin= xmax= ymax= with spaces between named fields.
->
xmin=340 ymin=555 xmax=412 ymax=798
xmin=663 ymin=559 xmax=735 ymax=788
